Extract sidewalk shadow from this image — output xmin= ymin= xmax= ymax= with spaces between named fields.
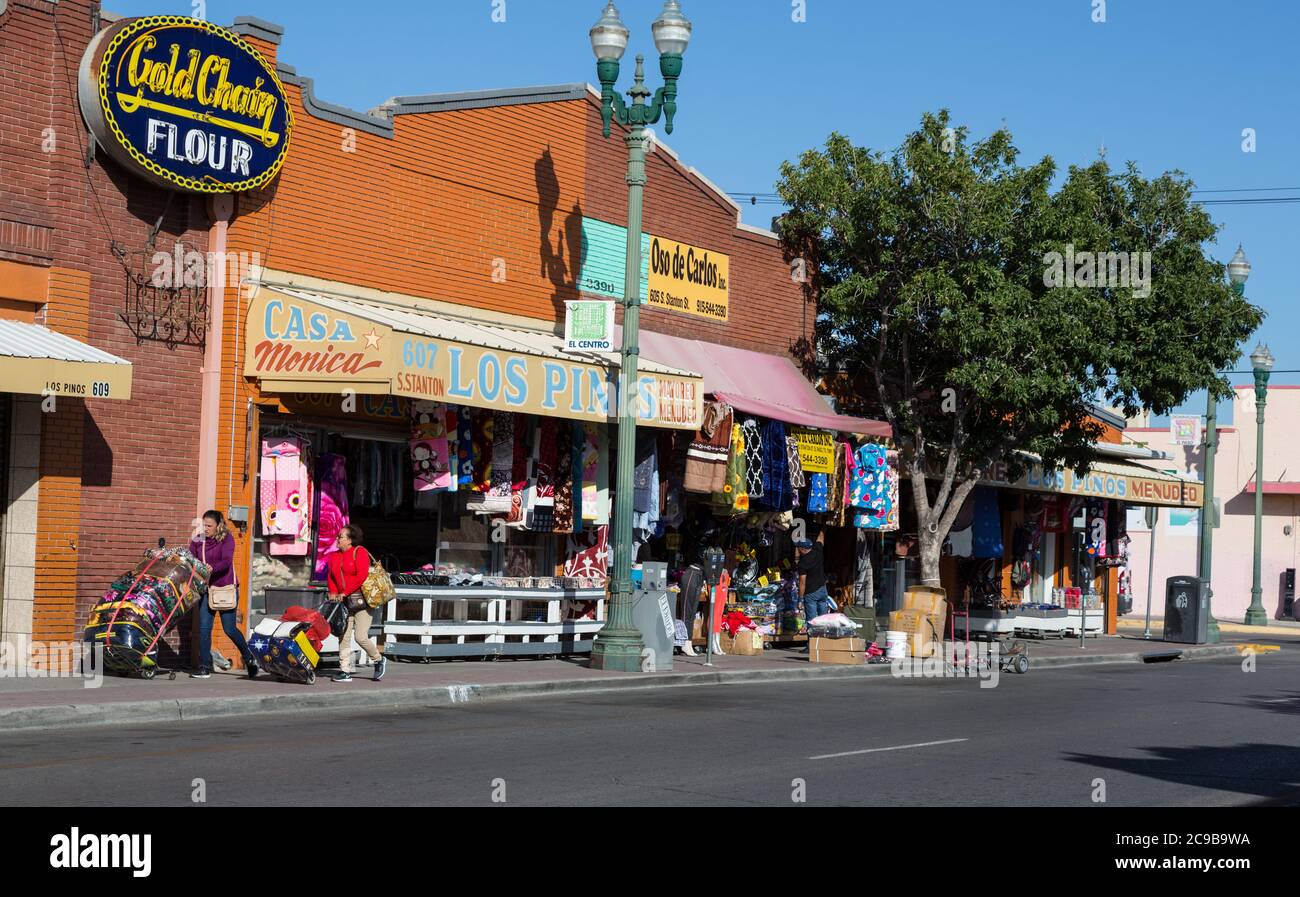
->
xmin=1065 ymin=742 xmax=1300 ymax=801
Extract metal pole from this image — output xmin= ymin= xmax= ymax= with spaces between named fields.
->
xmin=1200 ymin=390 xmax=1221 ymax=642
xmin=1246 ymin=370 xmax=1269 ymax=624
xmin=1143 ymin=506 xmax=1158 ymax=639
xmin=1079 ymin=564 xmax=1086 ymax=649
xmin=590 ymin=118 xmax=649 ymax=671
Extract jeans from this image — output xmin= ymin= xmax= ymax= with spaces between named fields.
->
xmin=803 ymin=586 xmax=832 ymax=625
xmin=197 ymin=599 xmax=251 ymax=671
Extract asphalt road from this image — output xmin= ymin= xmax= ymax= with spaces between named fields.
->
xmin=1 ymin=652 xmax=1297 ymax=806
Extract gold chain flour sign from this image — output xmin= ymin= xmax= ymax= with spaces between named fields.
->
xmin=647 ymin=236 xmax=729 ymax=322
xmin=79 ymin=16 xmax=293 ymax=193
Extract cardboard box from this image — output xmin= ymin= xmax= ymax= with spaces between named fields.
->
xmin=809 ymin=636 xmax=866 ymax=664
xmin=888 ymin=609 xmax=928 ymax=633
xmin=903 ymin=587 xmax=948 ymax=617
xmin=888 ymin=608 xmax=947 ymax=657
xmin=721 ymin=629 xmax=763 ymax=656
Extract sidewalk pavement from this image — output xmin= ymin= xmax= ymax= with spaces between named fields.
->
xmin=1118 ymin=616 xmax=1300 ymax=637
xmin=0 ymin=630 xmax=1279 ymax=732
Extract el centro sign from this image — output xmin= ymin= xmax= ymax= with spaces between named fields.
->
xmin=79 ymin=16 xmax=292 ymax=193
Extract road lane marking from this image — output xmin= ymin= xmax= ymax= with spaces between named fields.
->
xmin=808 ymin=738 xmax=968 ymax=760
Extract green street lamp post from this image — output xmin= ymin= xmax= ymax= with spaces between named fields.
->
xmin=587 ymin=1 xmax=692 ymax=671
xmin=1199 ymin=246 xmax=1251 ymax=643
xmin=1245 ymin=340 xmax=1275 ymax=625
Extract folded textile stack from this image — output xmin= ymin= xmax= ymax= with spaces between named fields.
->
xmin=84 ymin=547 xmax=211 ymax=673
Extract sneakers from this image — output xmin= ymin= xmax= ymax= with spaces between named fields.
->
xmin=332 ymin=672 xmax=353 ymax=682
xmin=373 ymin=657 xmax=387 ymax=682
xmin=189 ymin=667 xmax=212 ymax=679
xmin=245 ymin=656 xmax=260 ymax=679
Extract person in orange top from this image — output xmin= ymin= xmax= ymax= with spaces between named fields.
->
xmin=326 ymin=524 xmax=385 ymax=682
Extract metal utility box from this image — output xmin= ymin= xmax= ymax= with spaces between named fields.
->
xmin=631 ymin=588 xmax=675 ymax=672
xmin=1162 ymin=575 xmax=1208 ymax=644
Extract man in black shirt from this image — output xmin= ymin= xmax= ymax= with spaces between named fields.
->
xmin=796 ymin=538 xmax=832 ymax=627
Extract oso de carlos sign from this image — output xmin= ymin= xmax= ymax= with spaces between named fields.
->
xmin=79 ymin=16 xmax=292 ymax=193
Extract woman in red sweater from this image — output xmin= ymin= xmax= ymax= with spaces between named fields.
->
xmin=326 ymin=525 xmax=385 ymax=682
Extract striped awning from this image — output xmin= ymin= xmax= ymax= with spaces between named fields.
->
xmin=0 ymin=320 xmax=132 ymax=400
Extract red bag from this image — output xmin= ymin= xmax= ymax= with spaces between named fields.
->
xmin=281 ymin=606 xmax=330 ymax=653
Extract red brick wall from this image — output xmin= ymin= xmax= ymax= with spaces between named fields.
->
xmin=1 ymin=0 xmax=208 ymax=651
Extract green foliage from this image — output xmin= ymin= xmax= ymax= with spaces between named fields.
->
xmin=777 ymin=110 xmax=1262 ymax=494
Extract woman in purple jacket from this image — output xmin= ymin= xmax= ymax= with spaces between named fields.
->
xmin=188 ymin=510 xmax=258 ymax=679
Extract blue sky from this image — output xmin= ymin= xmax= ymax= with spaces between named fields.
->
xmin=112 ymin=0 xmax=1300 ymax=422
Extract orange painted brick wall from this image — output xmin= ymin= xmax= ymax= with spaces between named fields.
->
xmin=215 ymin=34 xmax=818 ymax=619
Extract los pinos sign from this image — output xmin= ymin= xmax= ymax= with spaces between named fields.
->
xmin=78 ymin=16 xmax=293 ymax=193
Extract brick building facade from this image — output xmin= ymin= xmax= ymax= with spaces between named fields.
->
xmin=0 ymin=4 xmax=824 ymax=666
xmin=0 ymin=0 xmax=209 ymax=663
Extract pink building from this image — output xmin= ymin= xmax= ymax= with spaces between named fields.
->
xmin=1125 ymin=385 xmax=1300 ymax=624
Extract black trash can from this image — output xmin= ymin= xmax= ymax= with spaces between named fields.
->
xmin=1162 ymin=576 xmax=1208 ymax=644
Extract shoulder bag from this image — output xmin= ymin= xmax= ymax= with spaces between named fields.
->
xmin=362 ymin=557 xmax=396 ymax=609
xmin=202 ymin=538 xmax=239 ymax=613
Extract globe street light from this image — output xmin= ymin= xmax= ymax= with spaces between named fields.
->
xmin=588 ymin=2 xmax=691 ymax=672
xmin=1245 ymin=340 xmax=1274 ymax=625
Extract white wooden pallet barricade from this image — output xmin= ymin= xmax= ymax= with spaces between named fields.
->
xmin=383 ymin=586 xmax=607 ymax=659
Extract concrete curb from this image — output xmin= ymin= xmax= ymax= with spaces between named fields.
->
xmin=0 ymin=643 xmax=1250 ymax=733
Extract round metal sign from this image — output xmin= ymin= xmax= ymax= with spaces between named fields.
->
xmin=79 ymin=16 xmax=293 ymax=193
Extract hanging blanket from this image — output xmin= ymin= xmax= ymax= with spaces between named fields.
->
xmin=313 ymin=453 xmax=350 ymax=578
xmin=850 ymin=443 xmax=897 ymax=530
xmin=410 ymin=400 xmax=452 ymax=492
xmin=755 ymin=419 xmax=790 ymax=511
xmin=741 ymin=418 xmax=764 ymax=499
xmin=564 ymin=525 xmax=610 ymax=578
xmin=684 ymin=401 xmax=732 ymax=493
xmin=260 ymin=437 xmax=306 ymax=536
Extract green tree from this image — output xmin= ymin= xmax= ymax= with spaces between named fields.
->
xmin=777 ymin=111 xmax=1263 ymax=585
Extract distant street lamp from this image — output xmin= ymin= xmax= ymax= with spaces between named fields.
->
xmin=587 ymin=2 xmax=692 ymax=672
xmin=1245 ymin=340 xmax=1274 ymax=625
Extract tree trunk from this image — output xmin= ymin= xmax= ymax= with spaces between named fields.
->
xmin=856 ymin=528 xmax=873 ymax=607
xmin=918 ymin=528 xmax=943 ymax=587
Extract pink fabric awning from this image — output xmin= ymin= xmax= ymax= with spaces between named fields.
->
xmin=621 ymin=327 xmax=891 ymax=436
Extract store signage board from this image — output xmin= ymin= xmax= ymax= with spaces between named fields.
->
xmin=245 ymin=293 xmax=390 ymax=384
xmin=647 ymin=235 xmax=729 ymax=322
xmin=578 ymin=218 xmax=649 ymax=302
xmin=0 ymin=356 xmax=133 ymax=401
xmin=392 ymin=334 xmax=701 ymax=429
xmin=1169 ymin=414 xmax=1201 ymax=447
xmin=577 ymin=218 xmax=728 ymax=322
xmin=245 ymin=291 xmax=703 ymax=430
xmin=792 ymin=428 xmax=836 ymax=473
xmin=564 ymin=300 xmax=614 ymax=352
xmin=79 ymin=16 xmax=293 ymax=193
xmin=970 ymin=459 xmax=1203 ymax=508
